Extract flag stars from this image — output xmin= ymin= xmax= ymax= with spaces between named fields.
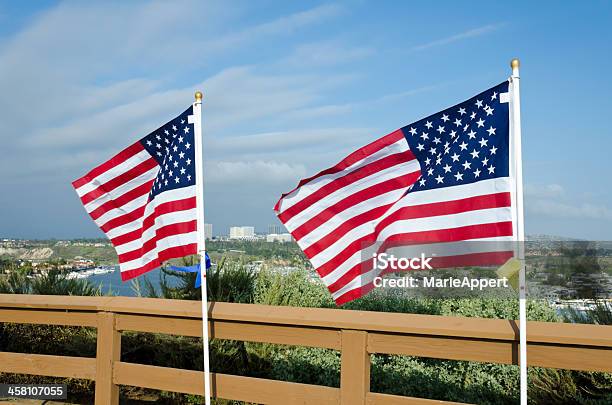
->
xmin=458 ymin=107 xmax=466 ymax=115
xmin=435 ymin=175 xmax=444 ymax=184
xmin=479 ymin=138 xmax=488 ymax=148
xmin=488 ymin=165 xmax=496 ymax=174
xmin=482 ymin=157 xmax=489 ymax=166
xmin=487 ymin=126 xmax=496 ymax=136
xmin=417 ymin=143 xmax=425 ymax=151
xmin=451 ymin=153 xmax=460 ymax=162
xmin=467 ymin=130 xmax=477 ymax=139
xmin=443 ymin=164 xmax=452 ymax=173
xmin=183 ymin=126 xmax=190 ymax=133
xmin=470 ymin=111 xmax=476 ymax=120
xmin=421 ymin=132 xmax=429 ymax=140
xmin=470 ymin=149 xmax=480 ymax=159
xmin=425 ymin=121 xmax=433 ymax=129
xmin=475 ymin=99 xmax=483 ymax=108
xmin=436 ymin=126 xmax=445 ymax=134
xmin=419 ymin=178 xmax=426 ymax=186
xmin=490 ymin=146 xmax=498 ymax=155
xmin=454 ymin=172 xmax=463 ymax=181
xmin=441 ymin=114 xmax=449 ymax=122
xmin=185 ymin=142 xmax=191 ymax=149
xmin=491 ymin=92 xmax=497 ymax=101
xmin=473 ymin=168 xmax=481 ymax=178
xmin=462 ymin=161 xmax=471 ymax=170
xmin=427 ymin=167 xmax=434 ymax=176
xmin=459 ymin=141 xmax=468 ymax=151
xmin=454 ymin=118 xmax=462 ymax=127
xmin=484 ymin=105 xmax=494 ymax=116
xmin=178 ymin=136 xmax=184 ymax=143
xmin=409 ymin=127 xmax=417 ymax=136
xmin=433 ymin=137 xmax=441 ymax=144
xmin=429 ymin=147 xmax=437 ymax=155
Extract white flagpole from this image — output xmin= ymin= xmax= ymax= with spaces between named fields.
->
xmin=509 ymin=59 xmax=527 ymax=405
xmin=193 ymin=90 xmax=211 ymax=405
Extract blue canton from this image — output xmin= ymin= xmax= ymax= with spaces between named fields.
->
xmin=402 ymin=81 xmax=509 ymax=192
xmin=140 ymin=106 xmax=196 ymax=200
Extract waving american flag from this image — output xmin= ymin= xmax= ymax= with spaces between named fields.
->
xmin=73 ymin=107 xmax=198 ymax=280
xmin=275 ymin=81 xmax=516 ymax=305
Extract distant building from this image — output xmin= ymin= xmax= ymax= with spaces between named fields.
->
xmin=268 ymin=224 xmax=283 ymax=235
xmin=266 ymin=233 xmax=293 ymax=243
xmin=204 ymin=223 xmax=213 ymax=240
xmin=229 ymin=226 xmax=255 ymax=239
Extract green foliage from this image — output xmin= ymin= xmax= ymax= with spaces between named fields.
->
xmin=562 ymin=300 xmax=612 ymax=325
xmin=0 ymin=268 xmax=99 ymax=296
xmin=254 ymin=268 xmax=334 ymax=308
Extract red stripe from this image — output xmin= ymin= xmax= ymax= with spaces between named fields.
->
xmin=315 ymin=234 xmax=376 ymax=278
xmin=382 ymin=222 xmax=514 ymax=245
xmin=72 ymin=142 xmax=146 ymax=189
xmin=291 ymin=172 xmax=420 ymax=241
xmin=375 ymin=192 xmax=511 ymax=234
xmin=426 ymin=251 xmax=514 ymax=268
xmin=89 ymin=180 xmax=153 ymax=221
xmin=334 ymin=282 xmax=374 ymax=306
xmin=120 ymin=243 xmax=197 ymax=281
xmin=274 ymin=130 xmax=407 ymax=212
xmin=100 ymin=205 xmax=146 ymax=233
xmin=80 ymin=157 xmax=158 ymax=206
xmin=118 ymin=220 xmax=197 ymax=263
xmin=108 ymin=197 xmax=197 ymax=246
xmin=278 ymin=151 xmax=415 ymax=223
xmin=326 ymin=258 xmax=373 ymax=294
xmin=304 ymin=205 xmax=392 ymax=258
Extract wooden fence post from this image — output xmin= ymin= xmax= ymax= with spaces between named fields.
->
xmin=95 ymin=312 xmax=121 ymax=405
xmin=340 ymin=330 xmax=370 ymax=405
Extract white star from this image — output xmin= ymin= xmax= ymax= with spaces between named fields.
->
xmin=490 ymin=146 xmax=498 ymax=155
xmin=183 ymin=126 xmax=190 ymax=133
xmin=421 ymin=132 xmax=429 ymax=140
xmin=156 ymin=134 xmax=161 ymax=140
xmin=467 ymin=130 xmax=477 ymax=139
xmin=169 ymin=170 xmax=173 ymax=177
xmin=437 ymin=125 xmax=445 ymax=134
xmin=475 ymin=99 xmax=483 ymax=108
xmin=479 ymin=138 xmax=488 ymax=147
xmin=435 ymin=175 xmax=444 ymax=184
xmin=443 ymin=164 xmax=452 ymax=173
xmin=185 ymin=142 xmax=191 ymax=149
xmin=491 ymin=92 xmax=497 ymax=101
xmin=470 ymin=149 xmax=480 ymax=159
xmin=454 ymin=118 xmax=462 ymax=127
xmin=424 ymin=157 xmax=431 ymax=166
xmin=156 ymin=143 xmax=161 ymax=149
xmin=181 ymin=119 xmax=185 ymax=124
xmin=476 ymin=118 xmax=485 ymax=128
xmin=427 ymin=167 xmax=434 ymax=176
xmin=433 ymin=137 xmax=441 ymax=144
xmin=488 ymin=165 xmax=495 ymax=174
xmin=146 ymin=140 xmax=152 ymax=146
xmin=429 ymin=147 xmax=437 ymax=155
xmin=459 ymin=141 xmax=468 ymax=151
xmin=454 ymin=172 xmax=463 ymax=181
xmin=417 ymin=143 xmax=425 ymax=151
xmin=173 ymin=145 xmax=178 ymax=152
xmin=487 ymin=126 xmax=496 ymax=136
xmin=470 ymin=111 xmax=476 ymax=120
xmin=450 ymin=130 xmax=457 ymax=138
xmin=451 ymin=153 xmax=460 ymax=162
xmin=463 ymin=124 xmax=469 ymax=132
xmin=173 ymin=161 xmax=179 ymax=168
xmin=436 ymin=156 xmax=442 ymax=165
xmin=179 ymin=152 xmax=185 ymax=159
xmin=485 ymin=106 xmax=494 ymax=116
xmin=164 ymin=129 xmax=169 ymax=135
xmin=458 ymin=107 xmax=466 ymax=115
xmin=409 ymin=127 xmax=417 ymax=136
xmin=419 ymin=178 xmax=426 ymax=186
xmin=186 ymin=158 xmax=192 ymax=165
xmin=165 ymin=147 xmax=169 ymax=154
xmin=175 ymin=176 xmax=180 ymax=183
xmin=187 ymin=175 xmax=192 ymax=181
xmin=164 ymin=137 xmax=170 ymax=144
xmin=164 ymin=179 xmax=168 ymax=186
xmin=473 ymin=168 xmax=481 ymax=178
xmin=441 ymin=114 xmax=449 ymax=122
xmin=482 ymin=157 xmax=489 ymax=166
xmin=178 ymin=136 xmax=184 ymax=143
xmin=168 ymin=155 xmax=172 ymax=161
xmin=462 ymin=161 xmax=471 ymax=170
xmin=425 ymin=121 xmax=433 ymax=129
xmin=172 ymin=125 xmax=177 ymax=131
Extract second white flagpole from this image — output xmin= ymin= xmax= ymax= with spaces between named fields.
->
xmin=193 ymin=90 xmax=212 ymax=405
xmin=509 ymin=59 xmax=527 ymax=405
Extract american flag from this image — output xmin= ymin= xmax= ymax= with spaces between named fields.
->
xmin=275 ymin=81 xmax=515 ymax=305
xmin=73 ymin=106 xmax=198 ymax=280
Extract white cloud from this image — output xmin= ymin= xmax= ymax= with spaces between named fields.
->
xmin=411 ymin=23 xmax=504 ymax=52
xmin=526 ymin=183 xmax=612 ymax=221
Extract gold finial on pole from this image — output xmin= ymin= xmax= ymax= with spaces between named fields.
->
xmin=195 ymin=91 xmax=203 ymax=102
xmin=510 ymin=58 xmax=520 ymax=69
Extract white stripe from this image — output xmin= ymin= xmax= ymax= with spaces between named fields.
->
xmin=297 ymin=189 xmax=407 ymax=251
xmin=310 ymin=221 xmax=373 ymax=268
xmin=382 ymin=177 xmax=511 ymax=219
xmin=94 ymin=194 xmax=149 ymax=228
xmin=332 ymin=268 xmax=379 ymax=301
xmin=284 ymin=159 xmax=420 ymax=231
xmin=278 ymin=139 xmax=409 ymax=213
xmin=105 ymin=186 xmax=196 ymax=240
xmin=320 ymin=249 xmax=365 ymax=286
xmin=119 ymin=231 xmax=197 ymax=272
xmin=114 ymin=209 xmax=197 ymax=254
xmin=75 ymin=150 xmax=153 ymax=197
xmin=83 ymin=166 xmax=159 ymax=213
xmin=376 ymin=206 xmax=513 ymax=241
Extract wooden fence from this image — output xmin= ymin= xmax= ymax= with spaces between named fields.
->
xmin=0 ymin=294 xmax=611 ymax=404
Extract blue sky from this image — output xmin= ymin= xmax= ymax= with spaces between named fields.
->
xmin=0 ymin=0 xmax=611 ymax=240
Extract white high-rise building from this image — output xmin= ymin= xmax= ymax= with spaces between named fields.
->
xmin=204 ymin=223 xmax=213 ymax=240
xmin=266 ymin=233 xmax=293 ymax=243
xmin=229 ymin=226 xmax=255 ymax=239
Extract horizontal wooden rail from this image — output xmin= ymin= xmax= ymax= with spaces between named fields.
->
xmin=1 ymin=294 xmax=611 ymax=405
